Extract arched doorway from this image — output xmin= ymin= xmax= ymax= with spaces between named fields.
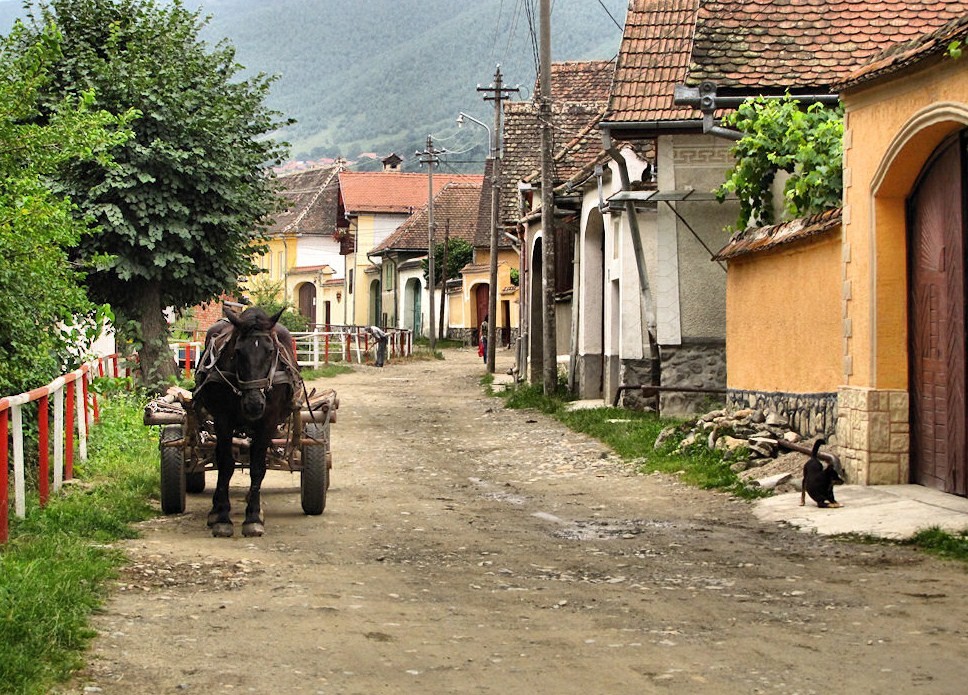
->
xmin=908 ymin=132 xmax=968 ymax=494
xmin=368 ymin=279 xmax=381 ymax=326
xmin=405 ymin=278 xmax=422 ymax=336
xmin=297 ymin=282 xmax=316 ymax=327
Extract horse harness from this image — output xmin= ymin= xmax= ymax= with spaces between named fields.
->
xmin=195 ymin=321 xmax=302 ymax=400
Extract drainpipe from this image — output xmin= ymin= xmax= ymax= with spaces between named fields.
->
xmin=673 ymin=83 xmax=840 ymax=141
xmin=601 ymin=128 xmax=659 ymax=394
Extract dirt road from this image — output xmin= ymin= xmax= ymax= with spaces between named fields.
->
xmin=67 ymin=348 xmax=968 ymax=694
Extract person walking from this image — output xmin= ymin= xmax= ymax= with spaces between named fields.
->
xmin=478 ymin=315 xmax=488 ymax=363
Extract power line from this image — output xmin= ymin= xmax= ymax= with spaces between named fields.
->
xmin=595 ymin=0 xmax=623 ymax=31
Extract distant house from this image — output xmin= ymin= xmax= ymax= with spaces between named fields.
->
xmin=370 ymin=181 xmax=483 ymax=338
xmin=466 ymin=157 xmax=520 ymax=349
xmin=337 ymin=158 xmax=481 ymax=327
xmin=249 ymin=165 xmax=344 ymax=327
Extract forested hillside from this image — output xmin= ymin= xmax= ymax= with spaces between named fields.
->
xmin=0 ymin=0 xmax=626 ymax=168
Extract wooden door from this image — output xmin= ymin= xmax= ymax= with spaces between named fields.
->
xmin=298 ymin=283 xmax=316 ymax=326
xmin=909 ymin=134 xmax=967 ymax=495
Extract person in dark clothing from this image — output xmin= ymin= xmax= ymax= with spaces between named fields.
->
xmin=367 ymin=325 xmax=388 ymax=367
xmin=479 ymin=316 xmax=488 ymax=363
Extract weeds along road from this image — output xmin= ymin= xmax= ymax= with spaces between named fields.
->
xmin=66 ymin=348 xmax=968 ymax=695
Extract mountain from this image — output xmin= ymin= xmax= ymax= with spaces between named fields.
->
xmin=0 ymin=0 xmax=627 ymax=169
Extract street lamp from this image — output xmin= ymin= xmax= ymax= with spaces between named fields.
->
xmin=457 ymin=112 xmax=494 ymax=156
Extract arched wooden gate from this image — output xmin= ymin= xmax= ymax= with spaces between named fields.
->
xmin=908 ymin=132 xmax=968 ymax=495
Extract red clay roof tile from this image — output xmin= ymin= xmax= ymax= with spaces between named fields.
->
xmin=606 ymin=0 xmax=700 ymax=124
xmin=338 ymin=171 xmax=482 ymax=216
xmin=688 ymin=0 xmax=968 ymax=91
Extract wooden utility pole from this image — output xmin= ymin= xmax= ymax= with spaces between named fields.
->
xmin=438 ymin=220 xmax=449 ymax=339
xmin=478 ymin=66 xmax=519 ymax=374
xmin=417 ymin=136 xmax=443 ymax=352
xmin=539 ymin=0 xmax=557 ymax=395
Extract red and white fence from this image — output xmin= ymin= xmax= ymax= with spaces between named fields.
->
xmin=0 ymin=354 xmax=127 ymax=544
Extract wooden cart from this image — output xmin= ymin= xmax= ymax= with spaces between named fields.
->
xmin=144 ymin=387 xmax=338 ymax=516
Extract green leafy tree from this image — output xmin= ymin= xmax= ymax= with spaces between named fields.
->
xmin=717 ymin=96 xmax=843 ymax=231
xmin=0 ymin=22 xmax=133 ymax=395
xmin=246 ymin=276 xmax=310 ymax=332
xmin=421 ymin=238 xmax=474 ymax=287
xmin=20 ymin=0 xmax=291 ymax=388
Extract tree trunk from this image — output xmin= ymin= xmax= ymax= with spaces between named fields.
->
xmin=131 ymin=281 xmax=178 ymax=392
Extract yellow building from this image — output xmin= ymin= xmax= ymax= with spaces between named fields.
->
xmin=248 ymin=167 xmax=343 ymax=327
xmin=838 ymin=16 xmax=968 ymax=492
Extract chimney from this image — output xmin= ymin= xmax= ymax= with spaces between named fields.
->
xmin=382 ymin=153 xmax=403 ymax=172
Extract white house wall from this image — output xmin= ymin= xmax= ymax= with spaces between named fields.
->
xmin=296 ymin=236 xmax=344 ymax=276
xmin=655 ymin=136 xmax=684 ymax=345
xmin=661 ymin=134 xmax=732 ymax=340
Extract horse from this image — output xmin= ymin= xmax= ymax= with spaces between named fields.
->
xmin=193 ymin=306 xmax=302 ymax=537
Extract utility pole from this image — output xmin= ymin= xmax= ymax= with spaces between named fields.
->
xmin=539 ymin=0 xmax=557 ymax=395
xmin=417 ymin=136 xmax=444 ymax=353
xmin=478 ymin=65 xmax=519 ymax=374
xmin=438 ymin=220 xmax=449 ymax=339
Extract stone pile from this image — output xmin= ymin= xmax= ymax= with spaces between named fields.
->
xmin=655 ymin=406 xmax=809 ymax=482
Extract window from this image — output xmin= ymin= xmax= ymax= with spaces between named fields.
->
xmin=384 ymin=261 xmax=394 ymax=291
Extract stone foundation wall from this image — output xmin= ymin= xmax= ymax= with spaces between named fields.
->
xmin=450 ymin=327 xmax=519 ymax=347
xmin=727 ymin=390 xmax=838 ymax=440
xmin=618 ymin=358 xmax=657 ymax=410
xmin=835 ymin=386 xmax=909 ymax=485
xmin=659 ymin=342 xmax=727 ymax=417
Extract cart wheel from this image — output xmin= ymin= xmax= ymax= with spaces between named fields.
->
xmin=160 ymin=425 xmax=186 ymax=514
xmin=186 ymin=471 xmax=206 ymax=494
xmin=300 ymin=423 xmax=329 ymax=515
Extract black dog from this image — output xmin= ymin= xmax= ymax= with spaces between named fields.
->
xmin=800 ymin=438 xmax=844 ymax=508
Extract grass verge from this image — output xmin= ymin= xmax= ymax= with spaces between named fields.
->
xmin=903 ymin=526 xmax=968 ymax=562
xmin=0 ymin=390 xmax=157 ymax=695
xmin=496 ymin=381 xmax=766 ymax=500
xmin=301 ymin=364 xmax=355 ymax=380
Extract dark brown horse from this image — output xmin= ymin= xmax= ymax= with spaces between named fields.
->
xmin=193 ymin=306 xmax=301 ymax=537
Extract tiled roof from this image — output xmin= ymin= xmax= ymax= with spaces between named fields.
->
xmin=841 ymin=11 xmax=968 ymax=88
xmin=289 ymin=264 xmax=336 ymax=275
xmin=269 ymin=166 xmax=341 ymax=236
xmin=714 ymin=207 xmax=842 ymax=260
xmin=606 ymin=0 xmax=700 ymax=123
xmin=688 ymin=0 xmax=968 ymax=91
xmin=371 ymin=181 xmax=483 ymax=254
xmin=548 ymin=60 xmax=615 ymax=104
xmin=338 ymin=170 xmax=482 ymax=215
xmin=498 ymin=60 xmax=614 ymax=226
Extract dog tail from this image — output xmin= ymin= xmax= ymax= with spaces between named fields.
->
xmin=811 ymin=437 xmax=827 ymax=458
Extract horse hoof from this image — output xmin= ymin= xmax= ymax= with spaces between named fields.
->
xmin=242 ymin=521 xmax=265 ymax=537
xmin=207 ymin=512 xmax=218 ymax=527
xmin=211 ymin=522 xmax=234 ymax=538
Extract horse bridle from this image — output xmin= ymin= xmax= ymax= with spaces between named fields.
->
xmin=201 ymin=328 xmax=292 ymax=398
